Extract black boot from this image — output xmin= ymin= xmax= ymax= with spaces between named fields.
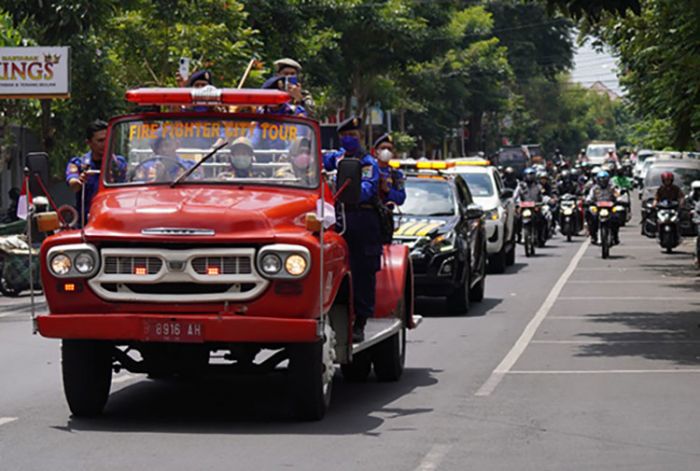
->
xmin=352 ymin=317 xmax=367 ymax=343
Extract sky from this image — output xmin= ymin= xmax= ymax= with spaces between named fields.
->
xmin=570 ymin=40 xmax=622 ymax=96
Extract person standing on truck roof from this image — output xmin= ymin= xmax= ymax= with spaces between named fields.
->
xmin=323 ymin=116 xmax=381 ymax=342
xmin=273 ymin=58 xmax=315 ymax=117
xmin=259 ymin=75 xmax=307 ymax=117
xmin=373 ymin=133 xmax=405 ymax=206
xmin=65 ymin=120 xmax=127 ymax=225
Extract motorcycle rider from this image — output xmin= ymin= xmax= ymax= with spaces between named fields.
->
xmin=691 ymin=181 xmax=700 ymax=266
xmin=653 ymin=172 xmax=685 ymax=208
xmin=586 ymin=170 xmax=620 ymax=245
xmin=502 ymin=166 xmax=519 ymax=190
xmin=515 ymin=167 xmax=543 ymax=203
xmin=557 ymin=169 xmax=579 ymax=196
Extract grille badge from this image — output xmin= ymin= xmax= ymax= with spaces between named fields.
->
xmin=142 ymin=227 xmax=215 ymax=236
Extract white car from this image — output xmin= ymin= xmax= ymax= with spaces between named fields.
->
xmin=449 ymin=164 xmax=516 ymax=273
xmin=586 ymin=141 xmax=616 ymax=165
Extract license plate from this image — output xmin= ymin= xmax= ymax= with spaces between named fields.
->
xmin=143 ymin=319 xmax=204 ymax=343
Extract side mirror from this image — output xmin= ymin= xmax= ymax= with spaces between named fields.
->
xmin=466 ymin=204 xmax=484 ymax=219
xmin=26 ymin=152 xmax=50 ymax=197
xmin=335 ymin=158 xmax=362 ymax=205
xmin=500 ymin=188 xmax=514 ymax=200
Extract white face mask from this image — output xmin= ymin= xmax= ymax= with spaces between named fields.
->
xmin=378 ymin=148 xmax=393 ymax=162
xmin=232 ymin=154 xmax=253 ymax=170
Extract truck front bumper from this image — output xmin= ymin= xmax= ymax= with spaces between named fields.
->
xmin=37 ymin=313 xmax=319 ymax=344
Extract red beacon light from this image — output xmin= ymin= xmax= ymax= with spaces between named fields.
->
xmin=125 ymin=86 xmax=291 ymax=107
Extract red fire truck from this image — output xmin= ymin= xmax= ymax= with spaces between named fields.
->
xmin=35 ymin=87 xmax=419 ymax=420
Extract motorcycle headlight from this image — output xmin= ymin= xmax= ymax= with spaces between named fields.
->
xmin=50 ymin=254 xmax=72 ymax=276
xmin=600 ymin=209 xmax=610 ymax=217
xmin=522 ymin=209 xmax=532 ymax=217
xmin=257 ymin=244 xmax=311 ymax=279
xmin=563 ymin=208 xmax=573 ymax=215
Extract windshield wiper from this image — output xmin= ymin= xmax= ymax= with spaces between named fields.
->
xmin=170 ymin=140 xmax=229 ymax=188
xmin=425 ymin=211 xmax=454 ymax=216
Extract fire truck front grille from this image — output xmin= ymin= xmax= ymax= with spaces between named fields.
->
xmin=104 ymin=256 xmax=163 ymax=275
xmin=191 ymin=256 xmax=252 ymax=275
xmin=89 ymin=247 xmax=268 ymax=303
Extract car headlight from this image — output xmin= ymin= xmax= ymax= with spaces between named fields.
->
xmin=285 ymin=254 xmax=307 ymax=276
xmin=261 ymin=253 xmax=282 ymax=274
xmin=46 ymin=244 xmax=99 ymax=278
xmin=74 ymin=252 xmax=96 ymax=274
xmin=430 ymin=231 xmax=456 ymax=252
xmin=50 ymin=254 xmax=72 ymax=276
xmin=256 ymin=244 xmax=311 ymax=279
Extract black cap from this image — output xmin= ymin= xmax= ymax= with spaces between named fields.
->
xmin=186 ymin=69 xmax=213 ymax=87
xmin=336 ymin=116 xmax=361 ymax=133
xmin=373 ymin=133 xmax=393 ymax=148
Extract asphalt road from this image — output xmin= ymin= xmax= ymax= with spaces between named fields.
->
xmin=1 ymin=213 xmax=699 ymax=470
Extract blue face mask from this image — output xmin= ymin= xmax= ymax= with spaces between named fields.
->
xmin=192 ymin=106 xmax=208 ymax=112
xmin=341 ymin=135 xmax=360 ymax=155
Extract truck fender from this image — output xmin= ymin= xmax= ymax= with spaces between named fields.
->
xmin=375 ymin=244 xmax=415 ymax=327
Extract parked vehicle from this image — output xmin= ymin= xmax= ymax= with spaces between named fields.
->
xmin=449 ymin=161 xmax=516 ymax=273
xmin=35 ymin=88 xmax=420 ymax=420
xmin=393 ymin=167 xmax=487 ymax=314
xmin=656 ymin=200 xmax=681 ymax=253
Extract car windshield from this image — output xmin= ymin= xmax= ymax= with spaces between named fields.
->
xmin=399 ymin=179 xmax=455 ymax=216
xmin=106 ymin=117 xmax=318 ymax=188
xmin=587 ymin=146 xmax=612 ymax=158
xmin=460 ymin=172 xmax=494 ymax=197
xmin=498 ymin=150 xmax=526 ymax=163
xmin=645 ymin=166 xmax=700 ymax=190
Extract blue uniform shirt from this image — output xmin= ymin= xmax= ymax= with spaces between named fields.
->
xmin=378 ymin=165 xmax=406 ymax=205
xmin=65 ymin=151 xmax=127 ymax=221
xmin=323 ymin=149 xmax=379 ymax=203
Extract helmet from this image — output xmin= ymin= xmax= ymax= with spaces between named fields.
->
xmin=596 ymin=170 xmax=610 ymax=187
xmin=591 ymin=166 xmax=602 ymax=175
xmin=523 ymin=167 xmax=536 ymax=182
xmin=578 ymin=175 xmax=588 ymax=185
xmin=570 ymin=168 xmax=580 ymax=178
xmin=537 ymin=170 xmax=548 ymax=180
xmin=504 ymin=166 xmax=515 ymax=177
xmin=661 ymin=172 xmax=674 ymax=184
xmin=560 ymin=169 xmax=571 ymax=181
xmin=691 ymin=180 xmax=700 ymax=191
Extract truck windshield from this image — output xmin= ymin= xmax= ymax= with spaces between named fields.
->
xmin=106 ymin=117 xmax=318 ymax=188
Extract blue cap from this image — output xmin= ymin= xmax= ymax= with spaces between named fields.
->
xmin=336 ymin=116 xmax=361 ymax=133
xmin=186 ymin=69 xmax=213 ymax=87
xmin=262 ymin=75 xmax=286 ymax=90
xmin=373 ymin=133 xmax=393 ymax=148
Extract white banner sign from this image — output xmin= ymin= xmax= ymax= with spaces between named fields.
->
xmin=0 ymin=47 xmax=70 ymax=98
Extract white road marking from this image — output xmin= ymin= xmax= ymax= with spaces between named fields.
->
xmin=415 ymin=444 xmax=451 ymax=471
xmin=531 ymin=339 xmax=700 ymax=345
xmin=567 ymin=279 xmax=695 ymax=284
xmin=0 ymin=417 xmax=18 ymax=427
xmin=509 ymin=369 xmax=700 ymax=375
xmin=558 ymin=296 xmax=700 ymax=301
xmin=112 ymin=373 xmax=140 ymax=384
xmin=475 ymin=239 xmax=590 ymax=397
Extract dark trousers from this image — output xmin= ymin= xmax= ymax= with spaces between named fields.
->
xmin=344 ymin=208 xmax=382 ymax=321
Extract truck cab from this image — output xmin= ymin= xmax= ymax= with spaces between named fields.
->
xmin=36 ymin=87 xmax=417 ymax=420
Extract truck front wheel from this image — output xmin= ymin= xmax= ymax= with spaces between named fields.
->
xmin=62 ymin=340 xmax=113 ymax=417
xmin=288 ymin=322 xmax=336 ymax=421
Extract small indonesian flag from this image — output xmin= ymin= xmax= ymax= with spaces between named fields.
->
xmin=16 ymin=176 xmax=31 ymax=220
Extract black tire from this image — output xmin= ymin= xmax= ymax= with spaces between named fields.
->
xmin=524 ymin=226 xmax=535 ymax=257
xmin=62 ymin=340 xmax=113 ymax=417
xmin=469 ymin=274 xmax=485 ymax=302
xmin=505 ymin=243 xmax=516 ymax=266
xmin=447 ymin=263 xmax=470 ymax=314
xmin=566 ymin=231 xmax=572 ymax=242
xmin=488 ymin=244 xmax=507 ymax=274
xmin=373 ymin=321 xmax=406 ymax=382
xmin=601 ymin=226 xmax=610 ymax=259
xmin=341 ymin=350 xmax=372 ymax=382
xmin=288 ymin=336 xmax=333 ymax=421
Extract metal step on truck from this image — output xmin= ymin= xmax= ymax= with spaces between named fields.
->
xmin=32 ymin=86 xmax=421 ymax=420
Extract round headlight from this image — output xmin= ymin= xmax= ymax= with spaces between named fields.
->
xmin=74 ymin=252 xmax=96 ymax=274
xmin=285 ymin=254 xmax=307 ymax=276
xmin=261 ymin=253 xmax=282 ymax=274
xmin=50 ymin=254 xmax=72 ymax=276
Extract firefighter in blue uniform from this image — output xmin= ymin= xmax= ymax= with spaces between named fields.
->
xmin=323 ymin=116 xmax=380 ymax=342
xmin=65 ymin=120 xmax=127 ymax=225
xmin=373 ymin=133 xmax=406 ymax=206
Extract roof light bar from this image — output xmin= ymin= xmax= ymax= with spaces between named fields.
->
xmin=389 ymin=159 xmax=455 ymax=170
xmin=125 ymin=87 xmax=291 ymax=107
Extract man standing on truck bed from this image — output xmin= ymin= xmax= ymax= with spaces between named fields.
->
xmin=65 ymin=120 xmax=127 ymax=225
xmin=324 ymin=117 xmax=381 ymax=342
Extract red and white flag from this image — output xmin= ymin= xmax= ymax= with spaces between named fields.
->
xmin=16 ymin=176 xmax=31 ymax=220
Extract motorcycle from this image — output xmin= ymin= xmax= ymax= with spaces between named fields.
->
xmin=0 ymin=235 xmax=41 ymax=296
xmin=656 ymin=200 xmax=681 ymax=253
xmin=641 ymin=197 xmax=656 ymax=237
xmin=592 ymin=201 xmax=616 ymax=259
xmin=520 ymin=201 xmax=543 ymax=257
xmin=615 ymin=189 xmax=632 ymax=226
xmin=559 ymin=194 xmax=582 ymax=242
